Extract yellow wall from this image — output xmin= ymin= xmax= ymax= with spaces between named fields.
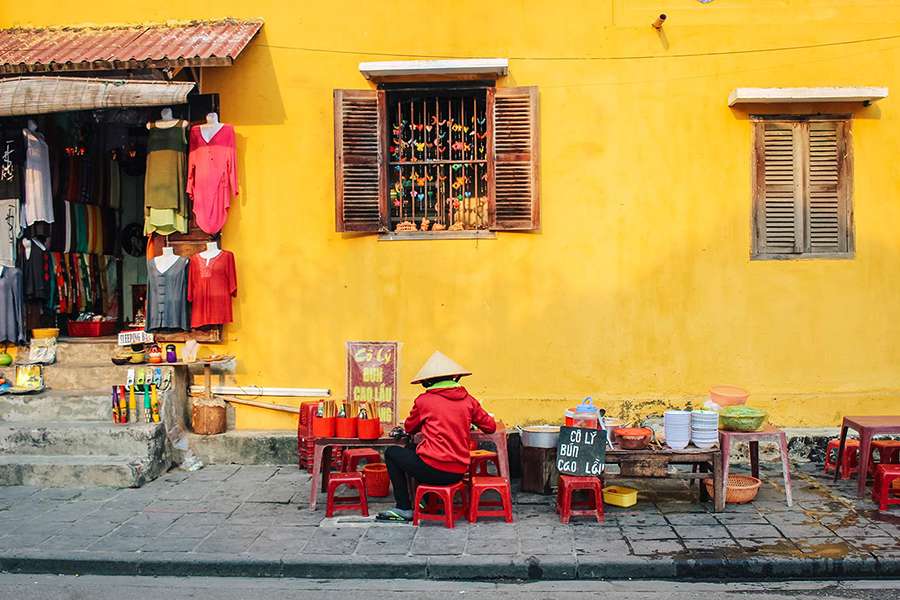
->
xmin=4 ymin=1 xmax=900 ymax=429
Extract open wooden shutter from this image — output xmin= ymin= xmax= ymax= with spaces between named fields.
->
xmin=753 ymin=121 xmax=803 ymax=255
xmin=807 ymin=121 xmax=851 ymax=253
xmin=490 ymin=86 xmax=540 ymax=231
xmin=334 ymin=89 xmax=386 ymax=232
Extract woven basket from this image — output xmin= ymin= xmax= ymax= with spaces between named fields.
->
xmin=704 ymin=475 xmax=762 ymax=504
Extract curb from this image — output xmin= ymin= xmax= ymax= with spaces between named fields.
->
xmin=1 ymin=552 xmax=898 ymax=581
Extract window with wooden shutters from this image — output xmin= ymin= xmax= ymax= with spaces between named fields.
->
xmin=751 ymin=117 xmax=853 ymax=258
xmin=334 ymin=84 xmax=540 ymax=235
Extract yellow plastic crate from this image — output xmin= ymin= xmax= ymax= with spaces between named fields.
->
xmin=603 ymin=485 xmax=638 ymax=508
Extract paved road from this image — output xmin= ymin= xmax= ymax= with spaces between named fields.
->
xmin=0 ymin=576 xmax=897 ymax=599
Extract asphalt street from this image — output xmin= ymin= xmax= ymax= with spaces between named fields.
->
xmin=0 ymin=576 xmax=897 ymax=599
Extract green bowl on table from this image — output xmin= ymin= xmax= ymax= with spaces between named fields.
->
xmin=719 ymin=406 xmax=767 ymax=432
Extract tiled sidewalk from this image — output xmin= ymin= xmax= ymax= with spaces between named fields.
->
xmin=0 ymin=462 xmax=897 ymax=580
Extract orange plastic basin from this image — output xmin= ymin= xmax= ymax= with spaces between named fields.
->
xmin=710 ymin=385 xmax=749 ymax=406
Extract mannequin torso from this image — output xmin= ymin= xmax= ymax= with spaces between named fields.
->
xmin=147 ymin=108 xmax=180 ymax=130
xmin=154 ymin=246 xmax=180 ymax=273
xmin=199 ymin=241 xmax=222 ymax=264
xmin=200 ymin=113 xmax=224 ymax=143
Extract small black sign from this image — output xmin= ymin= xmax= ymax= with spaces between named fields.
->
xmin=556 ymin=426 xmax=606 ymax=476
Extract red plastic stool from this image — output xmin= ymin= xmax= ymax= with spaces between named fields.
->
xmin=325 ymin=472 xmax=368 ymax=518
xmin=872 ymin=464 xmax=900 ymax=511
xmin=413 ymin=481 xmax=468 ymax=528
xmin=556 ymin=475 xmax=604 ymax=524
xmin=869 ymin=440 xmax=900 ymax=475
xmin=469 ymin=450 xmax=500 ymax=478
xmin=825 ymin=438 xmax=860 ymax=480
xmin=342 ymin=448 xmax=382 ymax=472
xmin=468 ymin=476 xmax=513 ymax=523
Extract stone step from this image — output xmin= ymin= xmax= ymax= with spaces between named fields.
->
xmin=54 ymin=339 xmax=118 ymax=365
xmin=0 ymin=421 xmax=166 ymax=457
xmin=40 ymin=363 xmax=136 ymax=390
xmin=0 ymin=390 xmax=113 ymax=422
xmin=188 ymin=430 xmax=298 ymax=465
xmin=0 ymin=454 xmax=166 ymax=488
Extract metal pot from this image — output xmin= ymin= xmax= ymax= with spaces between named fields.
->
xmin=518 ymin=425 xmax=560 ymax=448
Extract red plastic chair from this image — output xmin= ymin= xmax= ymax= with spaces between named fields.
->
xmin=869 ymin=440 xmax=900 ymax=475
xmin=824 ymin=438 xmax=860 ymax=480
xmin=341 ymin=448 xmax=382 ymax=472
xmin=469 ymin=450 xmax=500 ymax=478
xmin=325 ymin=472 xmax=368 ymax=518
xmin=468 ymin=476 xmax=513 ymax=523
xmin=556 ymin=475 xmax=604 ymax=524
xmin=413 ymin=481 xmax=468 ymax=528
xmin=873 ymin=464 xmax=900 ymax=511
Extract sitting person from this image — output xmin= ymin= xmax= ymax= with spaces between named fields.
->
xmin=377 ymin=351 xmax=496 ymax=522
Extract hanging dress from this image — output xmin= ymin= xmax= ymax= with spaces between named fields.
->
xmin=0 ymin=266 xmax=26 ymax=344
xmin=187 ymin=250 xmax=237 ymax=328
xmin=187 ymin=124 xmax=238 ymax=234
xmin=145 ymin=256 xmax=189 ymax=331
xmin=144 ymin=121 xmax=189 ymax=235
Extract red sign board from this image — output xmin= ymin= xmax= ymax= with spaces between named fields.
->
xmin=346 ymin=341 xmax=399 ymax=426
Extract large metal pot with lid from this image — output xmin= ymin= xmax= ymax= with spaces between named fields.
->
xmin=517 ymin=425 xmax=560 ymax=448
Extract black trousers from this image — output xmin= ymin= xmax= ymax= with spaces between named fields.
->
xmin=384 ymin=445 xmax=463 ymax=510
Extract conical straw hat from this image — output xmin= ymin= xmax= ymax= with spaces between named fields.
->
xmin=410 ymin=351 xmax=472 ymax=384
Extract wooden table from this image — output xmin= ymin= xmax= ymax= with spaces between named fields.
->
xmin=833 ymin=415 xmax=900 ymax=497
xmin=603 ymin=445 xmax=724 ymax=512
xmin=308 ymin=424 xmax=510 ymax=510
xmin=719 ymin=425 xmax=792 ymax=507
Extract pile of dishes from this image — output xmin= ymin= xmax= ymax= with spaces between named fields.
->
xmin=664 ymin=410 xmax=691 ymax=450
xmin=691 ymin=410 xmax=719 ymax=448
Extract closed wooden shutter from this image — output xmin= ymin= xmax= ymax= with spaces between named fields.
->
xmin=490 ymin=86 xmax=540 ymax=231
xmin=807 ymin=121 xmax=850 ymax=253
xmin=754 ymin=121 xmax=803 ymax=254
xmin=334 ymin=89 xmax=386 ymax=232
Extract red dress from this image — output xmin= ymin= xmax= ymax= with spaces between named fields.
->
xmin=188 ymin=250 xmax=237 ymax=328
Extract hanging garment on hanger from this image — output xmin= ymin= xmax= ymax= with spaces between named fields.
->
xmin=146 ymin=255 xmax=189 ymax=331
xmin=0 ymin=266 xmax=26 ymax=344
xmin=23 ymin=239 xmax=51 ymax=302
xmin=144 ymin=121 xmax=189 ymax=235
xmin=22 ymin=128 xmax=54 ymax=226
xmin=187 ymin=124 xmax=238 ymax=234
xmin=0 ymin=128 xmax=24 ymax=201
xmin=188 ymin=249 xmax=237 ymax=328
xmin=0 ymin=198 xmax=19 ymax=268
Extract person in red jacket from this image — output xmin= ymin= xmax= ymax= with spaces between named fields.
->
xmin=377 ymin=351 xmax=496 ymax=522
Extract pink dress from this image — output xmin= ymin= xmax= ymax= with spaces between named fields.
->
xmin=187 ymin=125 xmax=238 ymax=234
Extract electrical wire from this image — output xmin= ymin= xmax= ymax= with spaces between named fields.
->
xmin=258 ymin=32 xmax=900 ymax=62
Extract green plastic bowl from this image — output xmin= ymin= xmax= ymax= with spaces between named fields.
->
xmin=719 ymin=407 xmax=767 ymax=432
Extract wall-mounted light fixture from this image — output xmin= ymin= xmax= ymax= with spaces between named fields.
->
xmin=651 ymin=14 xmax=667 ymax=31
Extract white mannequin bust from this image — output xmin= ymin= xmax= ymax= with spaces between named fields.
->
xmin=22 ymin=238 xmax=31 ymax=261
xmin=147 ymin=108 xmax=179 ymax=130
xmin=199 ymin=241 xmax=221 ymax=264
xmin=154 ymin=246 xmax=179 ymax=273
xmin=200 ymin=112 xmax=224 ymax=143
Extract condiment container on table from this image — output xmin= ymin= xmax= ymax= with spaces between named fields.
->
xmin=565 ymin=397 xmax=600 ymax=429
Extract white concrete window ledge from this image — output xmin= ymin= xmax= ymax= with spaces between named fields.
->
xmin=728 ymin=86 xmax=888 ymax=106
xmin=359 ymin=58 xmax=508 ymax=81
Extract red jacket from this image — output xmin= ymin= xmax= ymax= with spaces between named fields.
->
xmin=404 ymin=386 xmax=497 ymax=474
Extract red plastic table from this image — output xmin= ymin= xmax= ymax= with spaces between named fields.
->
xmin=833 ymin=415 xmax=900 ymax=498
xmin=308 ymin=424 xmax=509 ymax=510
xmin=719 ymin=425 xmax=793 ymax=507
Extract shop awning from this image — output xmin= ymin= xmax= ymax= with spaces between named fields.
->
xmin=0 ymin=76 xmax=195 ymax=116
xmin=359 ymin=58 xmax=509 ymax=82
xmin=0 ymin=19 xmax=263 ymax=74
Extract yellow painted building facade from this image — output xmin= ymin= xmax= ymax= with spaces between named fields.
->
xmin=3 ymin=0 xmax=900 ymax=430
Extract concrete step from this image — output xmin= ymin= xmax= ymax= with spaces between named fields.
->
xmin=0 ymin=454 xmax=166 ymax=488
xmin=0 ymin=390 xmax=113 ymax=422
xmin=188 ymin=430 xmax=298 ymax=465
xmin=0 ymin=421 xmax=165 ymax=457
xmin=54 ymin=339 xmax=118 ymax=365
xmin=40 ymin=363 xmax=135 ymax=390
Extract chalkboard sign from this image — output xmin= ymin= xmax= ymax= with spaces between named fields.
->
xmin=556 ymin=426 xmax=606 ymax=476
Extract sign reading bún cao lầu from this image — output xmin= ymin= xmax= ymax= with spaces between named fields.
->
xmin=556 ymin=426 xmax=606 ymax=476
xmin=346 ymin=341 xmax=398 ymax=426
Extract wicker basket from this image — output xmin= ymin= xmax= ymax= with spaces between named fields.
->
xmin=704 ymin=475 xmax=762 ymax=504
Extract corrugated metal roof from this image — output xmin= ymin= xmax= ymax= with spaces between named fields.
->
xmin=0 ymin=19 xmax=263 ymax=74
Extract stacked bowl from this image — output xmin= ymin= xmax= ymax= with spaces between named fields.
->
xmin=664 ymin=410 xmax=691 ymax=450
xmin=691 ymin=410 xmax=719 ymax=448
